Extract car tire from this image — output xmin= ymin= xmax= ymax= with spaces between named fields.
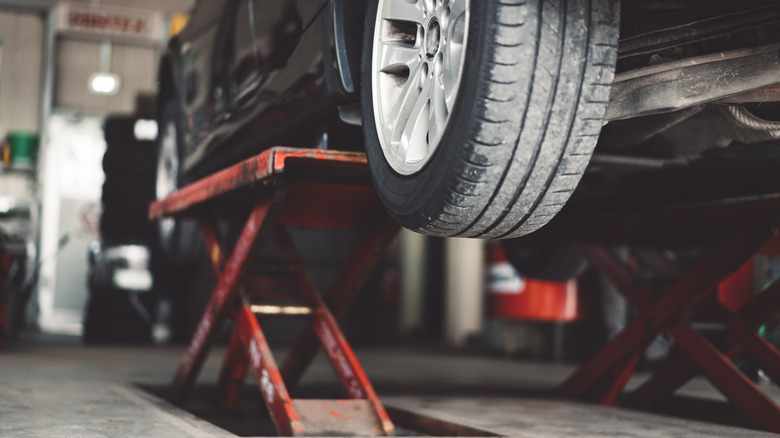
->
xmin=101 ymin=181 xmax=155 ymax=205
xmin=101 ymin=116 xmax=157 ymax=243
xmin=100 ymin=210 xmax=155 ymax=241
xmin=103 ymin=116 xmax=137 ymax=145
xmin=102 ymin=143 xmax=156 ymax=179
xmin=155 ymin=100 xmax=204 ymax=264
xmin=361 ymin=0 xmax=619 ymax=238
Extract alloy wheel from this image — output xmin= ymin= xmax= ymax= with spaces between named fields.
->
xmin=371 ymin=0 xmax=470 ymax=175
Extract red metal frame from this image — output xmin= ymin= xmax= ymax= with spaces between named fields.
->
xmin=630 ymin=278 xmax=780 ymax=407
xmin=151 ymin=148 xmax=398 ymax=436
xmin=281 ymin=215 xmax=400 ymax=389
xmin=272 ymin=227 xmax=394 ymax=433
xmin=148 ymin=148 xmax=368 ymax=221
xmin=170 ymin=200 xmax=276 ymax=402
xmin=234 ymin=297 xmax=302 ymax=435
xmin=560 ymin=228 xmax=780 ymax=432
xmin=216 ymin=326 xmax=249 ymax=410
xmin=559 ymin=228 xmax=767 ymax=396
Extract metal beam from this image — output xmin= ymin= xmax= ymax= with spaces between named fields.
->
xmin=607 ymin=43 xmax=780 ymax=121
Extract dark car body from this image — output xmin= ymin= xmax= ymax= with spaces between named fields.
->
xmin=157 ymin=0 xmax=365 ymax=181
xmin=157 ymin=0 xmax=780 ymax=243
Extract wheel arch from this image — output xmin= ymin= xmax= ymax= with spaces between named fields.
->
xmin=332 ymin=0 xmax=367 ymax=95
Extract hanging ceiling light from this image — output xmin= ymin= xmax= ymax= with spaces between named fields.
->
xmin=88 ymin=39 xmax=121 ymax=95
xmin=88 ymin=72 xmax=120 ymax=95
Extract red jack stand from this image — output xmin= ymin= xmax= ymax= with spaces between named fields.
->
xmin=558 ymin=196 xmax=780 ymax=432
xmin=149 ymin=148 xmax=398 ymax=436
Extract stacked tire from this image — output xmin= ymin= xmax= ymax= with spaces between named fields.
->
xmin=100 ymin=117 xmax=157 ymax=242
xmin=83 ymin=116 xmax=157 ymax=343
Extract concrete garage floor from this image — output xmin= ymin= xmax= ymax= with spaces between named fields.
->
xmin=3 ymin=335 xmax=780 ymax=437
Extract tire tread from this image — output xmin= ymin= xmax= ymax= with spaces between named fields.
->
xmin=439 ymin=0 xmax=617 ymax=238
xmin=362 ymin=0 xmax=619 ymax=238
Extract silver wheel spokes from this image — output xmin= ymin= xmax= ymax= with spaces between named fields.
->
xmin=373 ymin=0 xmax=469 ymax=175
xmin=156 ymin=122 xmax=179 ymax=239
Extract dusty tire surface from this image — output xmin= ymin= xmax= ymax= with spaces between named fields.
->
xmin=362 ymin=0 xmax=619 ymax=238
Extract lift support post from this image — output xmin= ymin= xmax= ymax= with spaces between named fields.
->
xmin=149 ymin=147 xmax=398 ymax=436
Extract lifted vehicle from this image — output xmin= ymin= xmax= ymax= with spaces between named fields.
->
xmin=155 ymin=0 xmax=780 ymax=258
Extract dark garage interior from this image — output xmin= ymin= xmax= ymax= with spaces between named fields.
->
xmin=4 ymin=0 xmax=780 ymax=436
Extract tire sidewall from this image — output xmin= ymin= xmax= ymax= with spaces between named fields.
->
xmin=361 ymin=0 xmax=487 ymax=229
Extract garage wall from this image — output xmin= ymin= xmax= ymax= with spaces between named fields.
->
xmin=0 ymin=8 xmax=45 ymax=134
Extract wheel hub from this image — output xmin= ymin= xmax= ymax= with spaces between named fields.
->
xmin=156 ymin=121 xmax=179 ymax=240
xmin=371 ymin=0 xmax=470 ymax=175
xmin=425 ymin=18 xmax=441 ymax=60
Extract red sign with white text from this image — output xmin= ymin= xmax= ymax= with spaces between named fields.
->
xmin=57 ymin=3 xmax=163 ymax=43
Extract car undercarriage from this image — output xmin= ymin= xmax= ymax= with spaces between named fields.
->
xmin=572 ymin=0 xmax=780 ymax=208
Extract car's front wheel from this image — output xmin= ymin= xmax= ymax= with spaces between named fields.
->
xmin=362 ymin=0 xmax=619 ymax=238
xmin=155 ymin=101 xmax=202 ymax=263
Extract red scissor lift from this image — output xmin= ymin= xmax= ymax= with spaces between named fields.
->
xmin=542 ymin=193 xmax=780 ymax=432
xmin=152 ymin=144 xmax=780 ymax=434
xmin=149 ymin=148 xmax=398 ymax=436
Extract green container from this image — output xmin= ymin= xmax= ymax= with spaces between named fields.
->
xmin=8 ymin=131 xmax=38 ymax=169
